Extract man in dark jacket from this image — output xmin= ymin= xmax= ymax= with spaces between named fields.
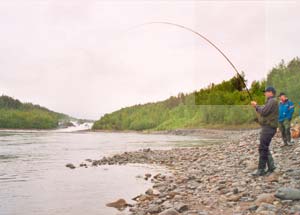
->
xmin=251 ymin=86 xmax=278 ymax=176
xmin=278 ymin=92 xmax=294 ymax=146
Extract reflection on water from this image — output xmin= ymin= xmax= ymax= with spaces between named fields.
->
xmin=0 ymin=129 xmax=222 ymax=215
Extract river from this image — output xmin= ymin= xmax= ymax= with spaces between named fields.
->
xmin=0 ymin=126 xmax=220 ymax=215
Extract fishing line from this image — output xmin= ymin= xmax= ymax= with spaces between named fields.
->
xmin=127 ymin=21 xmax=253 ymax=101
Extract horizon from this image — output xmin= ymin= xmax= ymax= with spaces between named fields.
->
xmin=0 ymin=60 xmax=293 ymax=121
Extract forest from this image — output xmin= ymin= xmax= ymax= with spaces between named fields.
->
xmin=267 ymin=57 xmax=300 ymax=105
xmin=92 ymin=58 xmax=300 ymax=131
xmin=0 ymin=95 xmax=69 ymax=129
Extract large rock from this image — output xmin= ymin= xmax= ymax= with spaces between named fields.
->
xmin=174 ymin=203 xmax=188 ymax=212
xmin=227 ymin=194 xmax=242 ymax=202
xmin=291 ymin=125 xmax=300 ymax=138
xmin=138 ymin=194 xmax=153 ymax=202
xmin=294 ymin=147 xmax=300 ymax=154
xmin=145 ymin=188 xmax=154 ymax=195
xmin=256 ymin=211 xmax=276 ymax=215
xmin=65 ymin=163 xmax=76 ymax=169
xmin=275 ymin=187 xmax=300 ymax=200
xmin=256 ymin=202 xmax=277 ymax=213
xmin=255 ymin=193 xmax=275 ymax=206
xmin=162 ymin=200 xmax=173 ymax=209
xmin=106 ymin=199 xmax=131 ymax=211
xmin=147 ymin=205 xmax=161 ymax=214
xmin=266 ymin=173 xmax=280 ymax=183
xmin=159 ymin=208 xmax=180 ymax=215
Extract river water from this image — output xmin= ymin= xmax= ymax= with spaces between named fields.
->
xmin=0 ymin=127 xmax=220 ymax=215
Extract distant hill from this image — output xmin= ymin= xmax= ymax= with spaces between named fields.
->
xmin=267 ymin=57 xmax=300 ymax=105
xmin=92 ymin=72 xmax=267 ymax=131
xmin=0 ymin=95 xmax=70 ymax=129
xmin=93 ymin=58 xmax=300 ymax=131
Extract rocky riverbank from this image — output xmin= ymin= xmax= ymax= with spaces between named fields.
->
xmin=78 ymin=129 xmax=300 ymax=215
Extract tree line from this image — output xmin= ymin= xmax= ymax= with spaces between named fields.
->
xmin=0 ymin=95 xmax=68 ymax=129
xmin=92 ymin=58 xmax=300 ymax=131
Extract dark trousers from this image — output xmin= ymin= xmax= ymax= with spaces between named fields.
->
xmin=259 ymin=126 xmax=277 ymax=169
xmin=279 ymin=119 xmax=291 ymax=144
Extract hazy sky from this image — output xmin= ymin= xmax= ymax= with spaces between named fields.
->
xmin=0 ymin=1 xmax=299 ymax=119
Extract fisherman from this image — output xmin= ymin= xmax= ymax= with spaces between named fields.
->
xmin=251 ymin=86 xmax=278 ymax=176
xmin=278 ymin=92 xmax=294 ymax=146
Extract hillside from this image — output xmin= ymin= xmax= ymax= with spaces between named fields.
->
xmin=0 ymin=95 xmax=69 ymax=129
xmin=92 ymin=58 xmax=300 ymax=131
xmin=92 ymin=73 xmax=266 ymax=131
xmin=267 ymin=57 xmax=300 ymax=104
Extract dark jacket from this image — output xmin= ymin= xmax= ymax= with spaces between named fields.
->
xmin=256 ymin=96 xmax=278 ymax=128
xmin=279 ymin=99 xmax=294 ymax=122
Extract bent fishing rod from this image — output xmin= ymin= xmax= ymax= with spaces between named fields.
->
xmin=128 ymin=21 xmax=253 ymax=101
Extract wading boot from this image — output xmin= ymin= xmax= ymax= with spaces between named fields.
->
xmin=252 ymin=157 xmax=266 ymax=177
xmin=281 ymin=142 xmax=288 ymax=147
xmin=266 ymin=152 xmax=276 ymax=174
xmin=252 ymin=169 xmax=266 ymax=177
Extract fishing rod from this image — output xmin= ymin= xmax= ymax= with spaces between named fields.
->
xmin=128 ymin=21 xmax=253 ymax=101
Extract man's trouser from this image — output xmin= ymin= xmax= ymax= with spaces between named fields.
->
xmin=258 ymin=126 xmax=277 ymax=170
xmin=279 ymin=119 xmax=291 ymax=144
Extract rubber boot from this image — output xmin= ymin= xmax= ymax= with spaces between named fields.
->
xmin=252 ymin=157 xmax=267 ymax=177
xmin=281 ymin=140 xmax=288 ymax=147
xmin=266 ymin=152 xmax=276 ymax=173
xmin=283 ymin=136 xmax=288 ymax=146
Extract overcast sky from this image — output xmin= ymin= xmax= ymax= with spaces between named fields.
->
xmin=0 ymin=0 xmax=299 ymax=119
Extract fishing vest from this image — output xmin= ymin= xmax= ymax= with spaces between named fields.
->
xmin=258 ymin=97 xmax=279 ymax=128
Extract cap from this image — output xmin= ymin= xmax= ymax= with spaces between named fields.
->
xmin=263 ymin=86 xmax=276 ymax=94
xmin=278 ymin=92 xmax=286 ymax=97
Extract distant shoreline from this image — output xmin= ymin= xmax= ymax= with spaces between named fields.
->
xmin=0 ymin=126 xmax=260 ymax=139
xmin=91 ymin=125 xmax=260 ymax=136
